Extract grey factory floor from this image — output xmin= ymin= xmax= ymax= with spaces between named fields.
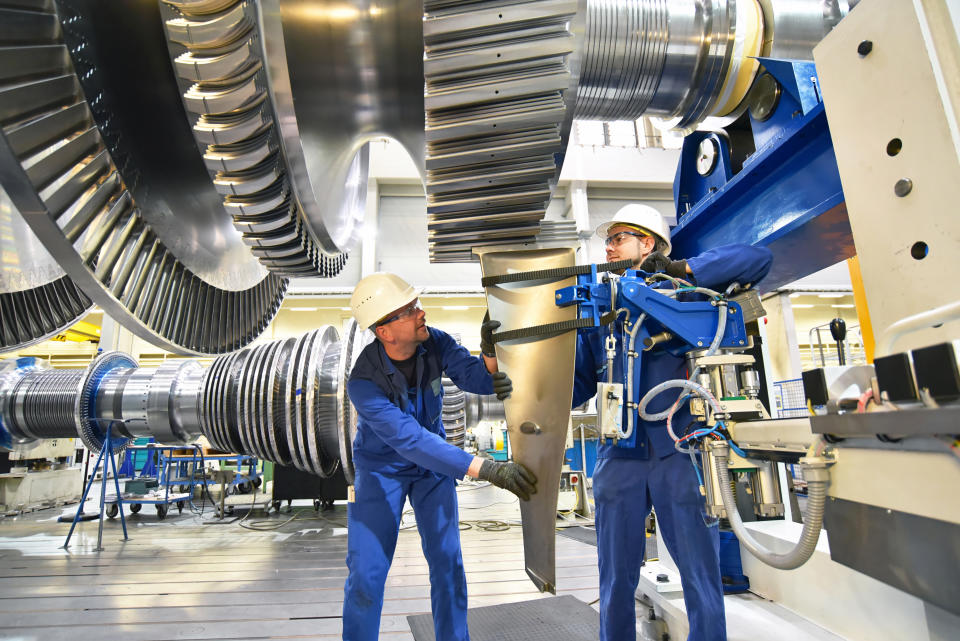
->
xmin=0 ymin=480 xmax=606 ymax=641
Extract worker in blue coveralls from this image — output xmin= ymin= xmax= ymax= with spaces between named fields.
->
xmin=344 ymin=271 xmax=538 ymax=641
xmin=573 ymin=204 xmax=772 ymax=641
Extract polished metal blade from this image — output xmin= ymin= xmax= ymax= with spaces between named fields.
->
xmin=474 ymin=242 xmax=579 ymax=593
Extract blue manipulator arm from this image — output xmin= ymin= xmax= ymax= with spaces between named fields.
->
xmin=556 ymin=266 xmax=749 ymax=447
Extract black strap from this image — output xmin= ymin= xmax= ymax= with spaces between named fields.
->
xmin=480 ymin=259 xmax=635 ymax=287
xmin=492 ymin=318 xmax=596 ymax=343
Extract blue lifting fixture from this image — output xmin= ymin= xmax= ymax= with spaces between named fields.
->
xmin=555 ymin=267 xmax=749 ymax=449
xmin=670 ymin=59 xmax=854 ymax=290
xmin=62 ymin=420 xmax=129 ymax=551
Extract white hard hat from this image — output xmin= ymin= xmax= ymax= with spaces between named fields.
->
xmin=350 ymin=272 xmax=422 ymax=329
xmin=595 ymin=204 xmax=672 ymax=256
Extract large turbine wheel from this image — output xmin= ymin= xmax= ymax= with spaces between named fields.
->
xmin=159 ymin=0 xmax=357 ymax=277
xmin=158 ymin=0 xmax=432 ymax=277
xmin=0 ymin=0 xmax=287 ymax=355
xmin=0 ymin=185 xmax=92 ymax=351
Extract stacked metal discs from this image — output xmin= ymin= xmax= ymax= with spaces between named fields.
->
xmin=575 ymin=0 xmax=670 ymax=120
xmin=198 ymin=327 xmax=346 ymax=478
xmin=442 ymin=377 xmax=467 ymax=448
xmin=574 ymin=0 xmax=736 ymax=129
xmin=4 ymin=369 xmax=85 ymax=442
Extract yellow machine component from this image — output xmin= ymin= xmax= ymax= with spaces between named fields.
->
xmin=846 ymin=255 xmax=876 ymax=362
xmin=712 ymin=0 xmax=765 ymax=117
xmin=57 ymin=321 xmax=101 ymax=343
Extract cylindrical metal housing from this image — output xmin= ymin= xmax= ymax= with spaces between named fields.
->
xmin=7 ymin=370 xmax=86 ymax=442
xmin=95 ymin=361 xmax=204 ymax=444
xmin=741 ymin=368 xmax=762 ymax=398
xmin=575 ymin=0 xmax=851 ymax=128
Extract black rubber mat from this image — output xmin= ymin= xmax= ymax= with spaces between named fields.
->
xmin=558 ymin=525 xmax=659 ymax=560
xmin=407 ymin=595 xmax=600 ymax=641
xmin=557 ymin=525 xmax=597 ymax=546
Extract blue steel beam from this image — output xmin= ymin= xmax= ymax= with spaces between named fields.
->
xmin=670 ymin=63 xmax=854 ymax=291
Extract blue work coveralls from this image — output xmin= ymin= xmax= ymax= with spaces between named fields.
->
xmin=344 ymin=327 xmax=495 ymax=641
xmin=573 ymin=245 xmax=773 ymax=641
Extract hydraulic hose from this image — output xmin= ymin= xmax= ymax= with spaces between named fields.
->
xmin=640 ymin=377 xmax=722 ymax=426
xmin=621 ymin=283 xmax=726 ymax=439
xmin=620 ymin=313 xmax=648 ymax=440
xmin=711 ymin=441 xmax=830 ymax=570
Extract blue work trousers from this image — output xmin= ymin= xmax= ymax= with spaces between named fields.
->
xmin=343 ymin=465 xmax=469 ymax=641
xmin=594 ymin=450 xmax=726 ymax=641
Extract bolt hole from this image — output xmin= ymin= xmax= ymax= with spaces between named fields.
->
xmin=886 ymin=138 xmax=902 ymax=156
xmin=498 ymin=13 xmax=503 ymax=18
xmin=495 ymin=90 xmax=499 ymax=94
xmin=496 ymin=53 xmax=501 ymax=58
xmin=910 ymin=241 xmax=928 ymax=260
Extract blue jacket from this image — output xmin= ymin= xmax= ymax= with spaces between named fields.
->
xmin=347 ymin=327 xmax=495 ymax=479
xmin=573 ymin=244 xmax=773 ymax=460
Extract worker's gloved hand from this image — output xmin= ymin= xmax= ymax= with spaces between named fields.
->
xmin=640 ymin=251 xmax=688 ymax=279
xmin=492 ymin=371 xmax=512 ymax=401
xmin=478 ymin=459 xmax=537 ymax=501
xmin=480 ymin=311 xmax=499 ymax=358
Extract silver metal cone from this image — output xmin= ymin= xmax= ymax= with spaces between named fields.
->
xmin=474 ymin=242 xmax=579 ymax=593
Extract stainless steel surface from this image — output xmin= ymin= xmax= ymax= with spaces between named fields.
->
xmin=74 ymin=351 xmax=138 ymax=455
xmin=575 ymin=0 xmax=738 ymax=128
xmin=0 ymin=358 xmax=48 ymax=449
xmin=96 ymin=360 xmax=204 ymax=444
xmin=476 ymin=243 xmax=580 ymax=593
xmin=0 ymin=323 xmax=382 ymax=479
xmin=195 ymin=327 xmax=345 ymax=476
xmin=0 ymin=167 xmax=92 ymax=352
xmin=824 ymin=496 xmax=960 ymax=617
xmin=758 ymin=0 xmax=850 ymax=61
xmin=423 ymin=0 xmax=584 ymax=263
xmin=466 ymin=391 xmax=508 ymax=430
xmin=0 ymin=183 xmax=65 ymax=291
xmin=442 ymin=378 xmax=467 ymax=448
xmin=269 ymin=0 xmax=424 ymax=250
xmin=575 ymin=0 xmax=851 ymax=128
xmin=0 ymin=1 xmax=288 ymax=355
xmin=6 ymin=369 xmax=85 ymax=442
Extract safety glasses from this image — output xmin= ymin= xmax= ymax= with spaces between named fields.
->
xmin=604 ymin=230 xmax=649 ymax=247
xmin=377 ymin=299 xmax=422 ymax=326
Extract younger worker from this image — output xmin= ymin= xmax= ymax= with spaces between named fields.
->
xmin=574 ymin=204 xmax=773 ymax=641
xmin=344 ymin=271 xmax=537 ymax=641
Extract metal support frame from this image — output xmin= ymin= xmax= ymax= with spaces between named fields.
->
xmin=670 ymin=59 xmax=853 ymax=291
xmin=62 ymin=422 xmax=128 ymax=550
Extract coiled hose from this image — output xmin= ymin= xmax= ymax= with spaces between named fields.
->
xmin=712 ymin=441 xmax=830 ymax=570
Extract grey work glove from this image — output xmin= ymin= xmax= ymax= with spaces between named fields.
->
xmin=478 ymin=459 xmax=538 ymax=501
xmin=640 ymin=251 xmax=688 ymax=279
xmin=480 ymin=311 xmax=499 ymax=357
xmin=491 ymin=371 xmax=512 ymax=401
